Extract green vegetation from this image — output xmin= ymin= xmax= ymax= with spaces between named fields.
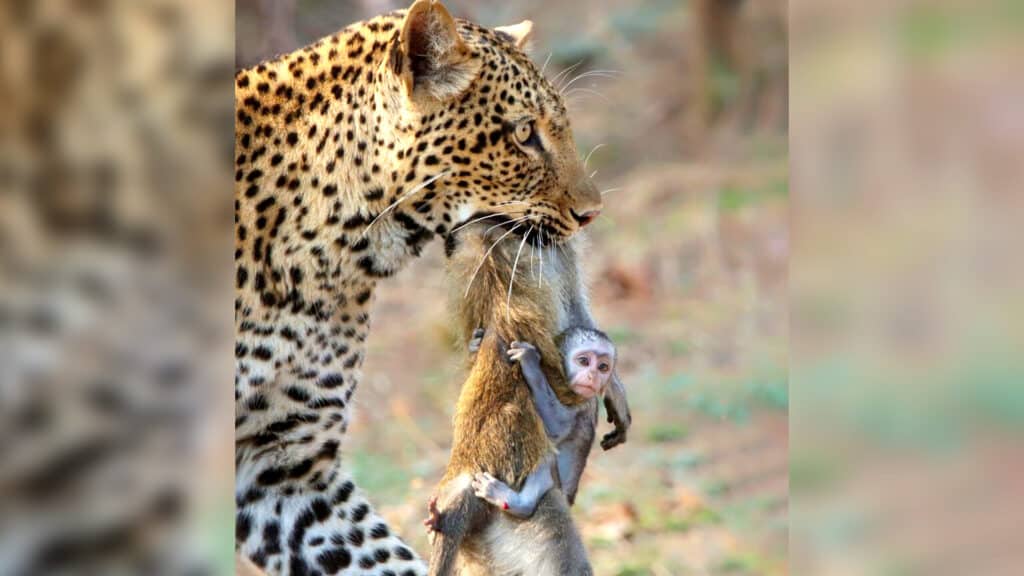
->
xmin=718 ymin=177 xmax=789 ymax=213
xmin=646 ymin=421 xmax=690 ymax=443
xmin=716 ymin=552 xmax=771 ymax=574
xmin=350 ymin=452 xmax=414 ymax=504
xmin=898 ymin=1 xmax=1024 ymax=58
xmin=790 ymin=453 xmax=845 ymax=494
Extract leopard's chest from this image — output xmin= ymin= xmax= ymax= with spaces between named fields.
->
xmin=234 ymin=277 xmax=374 ymax=433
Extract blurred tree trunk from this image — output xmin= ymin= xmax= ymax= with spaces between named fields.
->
xmin=688 ymin=0 xmax=749 ymax=147
xmin=687 ymin=0 xmax=788 ymax=144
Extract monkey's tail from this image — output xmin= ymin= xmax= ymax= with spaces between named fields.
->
xmin=428 ymin=485 xmax=483 ymax=576
xmin=428 ymin=530 xmax=463 ymax=576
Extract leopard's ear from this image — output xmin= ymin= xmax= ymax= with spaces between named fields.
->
xmin=397 ymin=0 xmax=480 ymax=103
xmin=495 ymin=20 xmax=534 ymax=50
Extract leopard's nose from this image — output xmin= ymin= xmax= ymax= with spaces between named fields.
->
xmin=570 ymin=208 xmax=601 ymax=227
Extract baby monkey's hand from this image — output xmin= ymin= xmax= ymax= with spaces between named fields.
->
xmin=507 ymin=340 xmax=541 ymax=367
xmin=471 ymin=472 xmax=514 ymax=509
xmin=600 ymin=415 xmax=628 ymax=450
xmin=601 ymin=386 xmax=631 ymax=451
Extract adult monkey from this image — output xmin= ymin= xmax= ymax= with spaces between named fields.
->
xmin=423 ymin=224 xmax=631 ymax=575
xmin=234 ymin=1 xmax=608 ymax=574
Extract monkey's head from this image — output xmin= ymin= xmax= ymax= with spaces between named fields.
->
xmin=561 ymin=327 xmax=616 ymax=399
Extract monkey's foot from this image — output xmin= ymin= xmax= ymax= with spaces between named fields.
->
xmin=507 ymin=340 xmax=540 ymax=364
xmin=601 ymin=426 xmax=627 ymax=450
xmin=468 ymin=327 xmax=486 ymax=353
xmin=471 ymin=472 xmax=515 ymax=511
xmin=423 ymin=495 xmax=442 ymax=534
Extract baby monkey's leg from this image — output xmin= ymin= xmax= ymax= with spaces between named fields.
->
xmin=471 ymin=455 xmax=557 ymax=518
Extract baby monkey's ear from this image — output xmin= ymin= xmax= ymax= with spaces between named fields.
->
xmin=494 ymin=20 xmax=534 ymax=51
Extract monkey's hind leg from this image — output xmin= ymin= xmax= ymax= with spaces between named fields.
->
xmin=428 ymin=475 xmax=488 ymax=576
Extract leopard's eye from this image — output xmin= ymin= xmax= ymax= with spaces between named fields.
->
xmin=512 ymin=120 xmax=544 ymax=150
xmin=514 ymin=121 xmax=533 ymax=144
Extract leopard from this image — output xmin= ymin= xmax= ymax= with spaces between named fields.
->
xmin=233 ymin=1 xmax=603 ymax=575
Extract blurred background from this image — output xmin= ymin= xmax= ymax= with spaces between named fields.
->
xmin=1 ymin=0 xmax=235 ymax=574
xmin=238 ymin=1 xmax=789 ymax=575
xmin=790 ymin=1 xmax=1024 ymax=574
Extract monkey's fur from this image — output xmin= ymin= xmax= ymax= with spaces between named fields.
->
xmin=445 ymin=235 xmax=589 ymax=486
xmin=427 ymin=224 xmax=613 ymax=575
xmin=471 ymin=326 xmax=620 ymax=514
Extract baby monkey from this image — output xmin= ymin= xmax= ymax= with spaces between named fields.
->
xmin=466 ymin=326 xmax=618 ymax=516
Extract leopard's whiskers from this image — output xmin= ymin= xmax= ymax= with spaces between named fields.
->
xmin=537 ymin=229 xmax=545 ymax=289
xmin=560 ymin=70 xmax=621 ymax=94
xmin=550 ymin=60 xmax=584 ymax=89
xmin=449 ymin=202 xmax=529 ymax=234
xmin=362 ymin=170 xmax=450 ymax=238
xmin=584 ymin=143 xmax=606 ymax=171
xmin=451 ymin=211 xmax=516 ymax=234
xmin=531 ymin=228 xmax=540 ymax=282
xmin=464 ymin=222 xmax=525 ymax=298
xmin=564 ymin=87 xmax=611 ymax=104
xmin=506 ymin=225 xmax=532 ymax=322
xmin=483 ymin=214 xmax=530 ymax=236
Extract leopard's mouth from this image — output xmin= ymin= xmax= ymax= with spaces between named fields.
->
xmin=453 ymin=211 xmax=565 ymax=247
xmin=523 ymin=218 xmax=573 ymax=246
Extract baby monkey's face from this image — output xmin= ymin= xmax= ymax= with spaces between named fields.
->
xmin=565 ymin=340 xmax=615 ymax=399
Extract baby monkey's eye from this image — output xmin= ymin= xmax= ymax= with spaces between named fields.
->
xmin=513 ymin=121 xmax=542 ymax=150
xmin=577 ymin=355 xmax=590 ymax=367
xmin=598 ymin=363 xmax=610 ymax=373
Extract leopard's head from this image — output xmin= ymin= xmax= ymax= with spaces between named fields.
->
xmin=390 ymin=0 xmax=602 ymax=246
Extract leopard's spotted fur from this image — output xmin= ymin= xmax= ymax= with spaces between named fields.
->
xmin=234 ymin=2 xmax=601 ymax=574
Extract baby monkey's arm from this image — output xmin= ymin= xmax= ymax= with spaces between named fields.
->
xmin=507 ymin=341 xmax=577 ymax=441
xmin=601 ymin=373 xmax=632 ymax=450
xmin=471 ymin=454 xmax=557 ymax=518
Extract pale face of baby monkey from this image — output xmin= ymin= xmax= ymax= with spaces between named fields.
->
xmin=563 ymin=328 xmax=616 ymax=400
